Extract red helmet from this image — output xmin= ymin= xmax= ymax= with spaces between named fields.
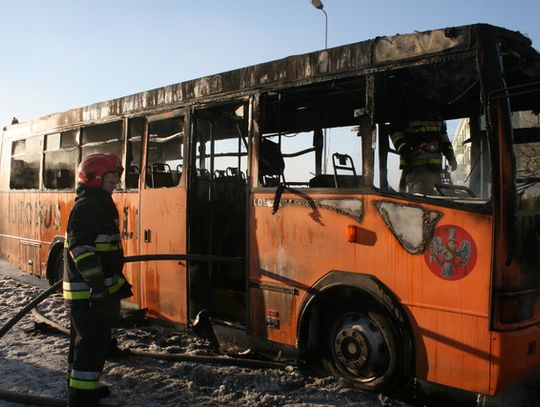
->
xmin=78 ymin=153 xmax=123 ymax=188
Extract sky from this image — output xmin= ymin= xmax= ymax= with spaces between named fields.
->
xmin=0 ymin=0 xmax=539 ymax=129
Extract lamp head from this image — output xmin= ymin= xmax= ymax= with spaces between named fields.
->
xmin=310 ymin=0 xmax=324 ymax=10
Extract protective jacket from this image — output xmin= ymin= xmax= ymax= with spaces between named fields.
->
xmin=391 ymin=120 xmax=455 ymax=170
xmin=63 ymin=184 xmax=132 ymax=306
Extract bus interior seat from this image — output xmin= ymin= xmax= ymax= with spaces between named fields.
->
xmin=309 ymin=153 xmax=362 ymax=188
xmin=332 ymin=153 xmax=361 ymax=188
xmin=147 ymin=163 xmax=173 ymax=188
xmin=213 ymin=167 xmax=247 ymax=202
xmin=226 ymin=167 xmax=245 ymax=179
xmin=214 ymin=169 xmax=226 ymax=178
xmin=196 ymin=168 xmax=210 ymax=179
xmin=259 ymin=138 xmax=284 ymax=187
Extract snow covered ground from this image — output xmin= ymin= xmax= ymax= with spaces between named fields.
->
xmin=0 ymin=260 xmax=409 ymax=407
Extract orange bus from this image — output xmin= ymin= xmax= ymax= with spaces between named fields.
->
xmin=0 ymin=24 xmax=539 ymax=404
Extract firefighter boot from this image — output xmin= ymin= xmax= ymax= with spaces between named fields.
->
xmin=68 ymin=387 xmax=100 ymax=407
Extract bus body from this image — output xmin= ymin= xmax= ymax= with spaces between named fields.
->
xmin=1 ymin=24 xmax=539 ymax=401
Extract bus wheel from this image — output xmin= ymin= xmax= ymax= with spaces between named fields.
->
xmin=47 ymin=252 xmax=64 ymax=287
xmin=322 ymin=306 xmax=400 ymax=392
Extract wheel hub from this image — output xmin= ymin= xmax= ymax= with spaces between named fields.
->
xmin=335 ymin=327 xmax=369 ymax=369
xmin=332 ymin=314 xmax=388 ymax=378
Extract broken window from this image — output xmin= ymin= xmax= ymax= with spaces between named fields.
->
xmin=376 ymin=57 xmax=489 ymax=199
xmin=259 ymin=77 xmax=366 ymax=189
xmin=126 ymin=117 xmax=143 ymax=189
xmin=80 ymin=121 xmax=123 ymax=171
xmin=146 ymin=116 xmax=184 ymax=188
xmin=43 ymin=130 xmax=78 ymax=190
xmin=10 ymin=136 xmax=41 ymax=190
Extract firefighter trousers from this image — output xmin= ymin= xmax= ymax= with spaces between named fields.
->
xmin=67 ymin=305 xmax=113 ymax=406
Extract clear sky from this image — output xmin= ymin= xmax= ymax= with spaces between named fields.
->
xmin=0 ymin=0 xmax=539 ymax=128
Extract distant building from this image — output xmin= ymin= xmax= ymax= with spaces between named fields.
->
xmin=452 ymin=118 xmax=472 ymax=186
xmin=452 ymin=112 xmax=540 ymax=194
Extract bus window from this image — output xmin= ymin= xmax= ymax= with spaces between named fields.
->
xmin=259 ymin=77 xmax=366 ymax=189
xmin=80 ymin=121 xmax=123 ymax=162
xmin=377 ymin=58 xmax=490 ymax=200
xmin=126 ymin=117 xmax=143 ymax=189
xmin=261 ymin=127 xmax=362 ymax=188
xmin=10 ymin=136 xmax=41 ymax=190
xmin=146 ymin=116 xmax=184 ymax=188
xmin=43 ymin=130 xmax=78 ymax=190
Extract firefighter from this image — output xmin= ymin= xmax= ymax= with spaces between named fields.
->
xmin=391 ymin=118 xmax=457 ymax=194
xmin=63 ymin=153 xmax=133 ymax=407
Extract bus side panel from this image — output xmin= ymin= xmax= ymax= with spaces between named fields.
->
xmin=38 ymin=191 xmax=73 ymax=274
xmin=0 ymin=191 xmax=43 ymax=275
xmin=249 ymin=285 xmax=298 ymax=344
xmin=408 ymin=307 xmax=492 ymax=392
xmin=250 ymin=192 xmax=494 ymax=394
xmin=397 ymin=203 xmax=493 ymax=393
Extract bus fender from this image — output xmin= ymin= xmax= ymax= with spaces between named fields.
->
xmin=296 ymin=270 xmax=414 ymax=376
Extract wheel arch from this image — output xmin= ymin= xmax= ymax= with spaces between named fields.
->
xmin=45 ymin=235 xmax=65 ymax=284
xmin=297 ymin=270 xmax=415 ymax=378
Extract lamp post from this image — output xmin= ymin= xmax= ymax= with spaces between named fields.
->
xmin=310 ymin=0 xmax=328 ymax=49
xmin=309 ymin=0 xmax=329 ymax=172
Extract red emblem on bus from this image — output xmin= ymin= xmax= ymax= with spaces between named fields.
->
xmin=424 ymin=225 xmax=477 ymax=280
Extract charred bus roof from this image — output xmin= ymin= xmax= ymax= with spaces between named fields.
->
xmin=3 ymin=23 xmax=540 ymax=138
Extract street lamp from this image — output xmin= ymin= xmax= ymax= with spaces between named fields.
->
xmin=309 ymin=0 xmax=329 ymax=172
xmin=310 ymin=0 xmax=328 ymax=49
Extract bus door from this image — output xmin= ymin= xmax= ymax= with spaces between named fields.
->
xmin=138 ymin=110 xmax=188 ymax=323
xmin=187 ymin=102 xmax=249 ymax=326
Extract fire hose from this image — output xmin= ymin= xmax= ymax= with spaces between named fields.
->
xmin=0 ymin=254 xmax=285 ymax=406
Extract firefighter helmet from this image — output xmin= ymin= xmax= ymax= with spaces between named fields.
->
xmin=78 ymin=153 xmax=123 ymax=188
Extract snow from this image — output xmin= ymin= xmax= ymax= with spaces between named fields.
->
xmin=0 ymin=260 xmax=409 ymax=407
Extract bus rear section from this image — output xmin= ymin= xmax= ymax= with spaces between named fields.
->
xmin=248 ymin=25 xmax=540 ymax=400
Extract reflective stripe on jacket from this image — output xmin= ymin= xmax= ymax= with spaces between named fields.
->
xmin=391 ymin=120 xmax=452 ymax=169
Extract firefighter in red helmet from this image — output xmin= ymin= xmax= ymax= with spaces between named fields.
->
xmin=64 ymin=153 xmax=132 ymax=407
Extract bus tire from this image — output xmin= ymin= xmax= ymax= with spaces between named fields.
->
xmin=321 ymin=303 xmax=401 ymax=392
xmin=46 ymin=250 xmax=64 ymax=287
